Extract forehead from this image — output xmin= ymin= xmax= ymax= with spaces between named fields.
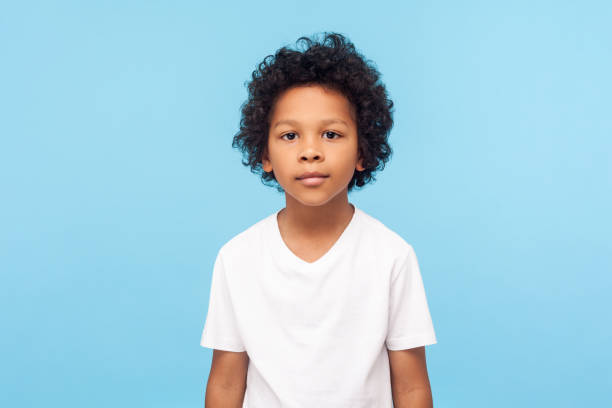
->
xmin=269 ymin=84 xmax=355 ymax=123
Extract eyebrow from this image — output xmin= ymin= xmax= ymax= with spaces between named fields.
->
xmin=272 ymin=118 xmax=349 ymax=129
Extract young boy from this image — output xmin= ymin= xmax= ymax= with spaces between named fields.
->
xmin=200 ymin=32 xmax=437 ymax=407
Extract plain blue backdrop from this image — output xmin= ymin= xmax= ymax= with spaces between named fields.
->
xmin=1 ymin=1 xmax=610 ymax=407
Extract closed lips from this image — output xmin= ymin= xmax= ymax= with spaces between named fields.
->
xmin=297 ymin=172 xmax=329 ymax=179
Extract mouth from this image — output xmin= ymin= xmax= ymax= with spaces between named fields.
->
xmin=297 ymin=175 xmax=329 ymax=186
xmin=296 ymin=175 xmax=329 ymax=180
xmin=296 ymin=172 xmax=329 ymax=180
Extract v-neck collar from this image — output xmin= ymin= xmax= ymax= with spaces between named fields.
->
xmin=270 ymin=203 xmax=360 ymax=270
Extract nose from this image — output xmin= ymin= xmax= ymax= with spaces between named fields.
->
xmin=299 ymin=134 xmax=324 ymax=162
xmin=300 ymin=146 xmax=324 ymax=162
xmin=300 ymin=150 xmax=321 ymax=162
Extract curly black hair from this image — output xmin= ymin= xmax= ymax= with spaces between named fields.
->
xmin=232 ymin=31 xmax=394 ymax=193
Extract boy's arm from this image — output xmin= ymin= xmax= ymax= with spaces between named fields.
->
xmin=387 ymin=346 xmax=433 ymax=408
xmin=205 ymin=349 xmax=249 ymax=408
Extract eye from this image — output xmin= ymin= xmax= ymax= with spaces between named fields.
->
xmin=323 ymin=131 xmax=341 ymax=139
xmin=281 ymin=132 xmax=297 ymax=141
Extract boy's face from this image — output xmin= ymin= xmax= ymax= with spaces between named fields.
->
xmin=262 ymin=84 xmax=364 ymax=207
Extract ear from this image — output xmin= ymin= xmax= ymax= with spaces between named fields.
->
xmin=262 ymin=148 xmax=273 ymax=173
xmin=355 ymin=152 xmax=365 ymax=172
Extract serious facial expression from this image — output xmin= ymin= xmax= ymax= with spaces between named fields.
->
xmin=262 ymin=84 xmax=365 ymax=206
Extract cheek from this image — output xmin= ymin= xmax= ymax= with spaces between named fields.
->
xmin=265 ymin=140 xmax=283 ymax=163
xmin=338 ymin=143 xmax=360 ymax=165
xmin=272 ymin=155 xmax=293 ymax=179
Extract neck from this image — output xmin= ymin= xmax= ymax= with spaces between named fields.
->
xmin=278 ymin=193 xmax=354 ymax=235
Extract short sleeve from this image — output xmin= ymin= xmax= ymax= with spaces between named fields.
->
xmin=200 ymin=250 xmax=246 ymax=352
xmin=385 ymin=244 xmax=437 ymax=350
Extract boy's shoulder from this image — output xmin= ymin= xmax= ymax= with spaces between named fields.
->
xmin=357 ymin=208 xmax=416 ymax=257
xmin=217 ymin=211 xmax=274 ymax=258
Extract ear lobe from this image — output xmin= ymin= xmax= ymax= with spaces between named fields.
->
xmin=262 ymin=160 xmax=271 ymax=173
xmin=356 ymin=156 xmax=365 ymax=172
xmin=262 ymin=153 xmax=272 ymax=173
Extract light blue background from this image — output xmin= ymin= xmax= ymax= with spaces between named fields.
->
xmin=1 ymin=1 xmax=610 ymax=407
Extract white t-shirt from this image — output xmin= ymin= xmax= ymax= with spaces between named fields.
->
xmin=200 ymin=203 xmax=437 ymax=407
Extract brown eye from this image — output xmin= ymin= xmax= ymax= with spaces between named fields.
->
xmin=323 ymin=131 xmax=341 ymax=139
xmin=281 ymin=132 xmax=297 ymax=141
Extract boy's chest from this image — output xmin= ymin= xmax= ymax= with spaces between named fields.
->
xmin=228 ymin=254 xmax=393 ymax=344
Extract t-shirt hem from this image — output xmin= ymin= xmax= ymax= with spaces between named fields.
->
xmin=385 ymin=333 xmax=437 ymax=350
xmin=200 ymin=338 xmax=246 ymax=352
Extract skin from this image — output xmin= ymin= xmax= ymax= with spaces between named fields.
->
xmin=388 ymin=346 xmax=434 ymax=407
xmin=206 ymin=83 xmax=433 ymax=407
xmin=205 ymin=349 xmax=248 ymax=407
